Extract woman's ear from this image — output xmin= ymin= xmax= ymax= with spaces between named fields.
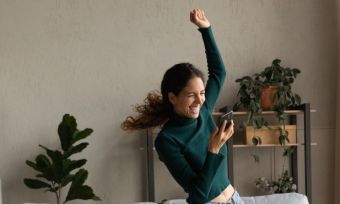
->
xmin=168 ymin=92 xmax=177 ymax=105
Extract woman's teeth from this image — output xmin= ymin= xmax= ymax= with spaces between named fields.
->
xmin=190 ymin=106 xmax=200 ymax=113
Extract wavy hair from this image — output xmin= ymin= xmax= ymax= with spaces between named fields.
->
xmin=121 ymin=63 xmax=205 ymax=130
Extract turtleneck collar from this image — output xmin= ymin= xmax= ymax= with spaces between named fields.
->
xmin=168 ymin=109 xmax=197 ymax=126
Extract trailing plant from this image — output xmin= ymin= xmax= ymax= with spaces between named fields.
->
xmin=233 ymin=75 xmax=269 ymax=146
xmin=24 ymin=114 xmax=100 ymax=204
xmin=255 ymin=147 xmax=297 ymax=193
xmin=233 ymin=59 xmax=301 ymax=146
xmin=260 ymin=59 xmax=301 ymax=144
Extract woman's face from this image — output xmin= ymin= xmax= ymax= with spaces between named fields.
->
xmin=168 ymin=77 xmax=205 ymax=119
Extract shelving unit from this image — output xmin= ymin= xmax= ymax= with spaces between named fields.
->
xmin=219 ymin=103 xmax=314 ymax=204
xmin=144 ymin=103 xmax=315 ymax=203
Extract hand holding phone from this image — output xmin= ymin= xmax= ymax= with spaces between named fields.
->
xmin=219 ymin=111 xmax=233 ymax=131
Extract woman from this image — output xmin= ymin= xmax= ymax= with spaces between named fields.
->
xmin=122 ymin=9 xmax=243 ymax=204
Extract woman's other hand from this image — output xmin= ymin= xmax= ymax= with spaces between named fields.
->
xmin=208 ymin=120 xmax=234 ymax=154
xmin=190 ymin=9 xmax=210 ymax=28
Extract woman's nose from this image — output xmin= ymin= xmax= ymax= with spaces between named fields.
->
xmin=196 ymin=95 xmax=204 ymax=104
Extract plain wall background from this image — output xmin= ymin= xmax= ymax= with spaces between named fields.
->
xmin=335 ymin=0 xmax=340 ymax=203
xmin=0 ymin=0 xmax=338 ymax=203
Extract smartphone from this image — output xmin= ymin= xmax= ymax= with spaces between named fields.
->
xmin=219 ymin=111 xmax=233 ymax=131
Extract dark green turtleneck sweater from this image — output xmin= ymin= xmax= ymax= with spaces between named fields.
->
xmin=155 ymin=26 xmax=228 ymax=204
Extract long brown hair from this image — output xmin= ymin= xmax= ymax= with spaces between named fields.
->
xmin=121 ymin=63 xmax=205 ymax=130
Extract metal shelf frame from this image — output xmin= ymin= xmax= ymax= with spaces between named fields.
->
xmin=146 ymin=103 xmax=313 ymax=203
xmin=226 ymin=103 xmax=312 ymax=204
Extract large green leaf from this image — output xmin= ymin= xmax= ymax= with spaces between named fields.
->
xmin=63 ymin=159 xmax=87 ymax=175
xmin=71 ymin=129 xmax=93 ymax=145
xmin=58 ymin=114 xmax=78 ymax=151
xmin=60 ymin=174 xmax=74 ymax=187
xmin=26 ymin=154 xmax=51 ymax=173
xmin=39 ymin=145 xmax=64 ymax=182
xmin=65 ymin=169 xmax=100 ymax=202
xmin=70 ymin=169 xmax=87 ymax=188
xmin=24 ymin=178 xmax=51 ymax=189
xmin=65 ymin=185 xmax=101 ymax=203
xmin=63 ymin=143 xmax=89 ymax=158
xmin=26 ymin=160 xmax=41 ymax=172
xmin=35 ymin=154 xmax=51 ymax=170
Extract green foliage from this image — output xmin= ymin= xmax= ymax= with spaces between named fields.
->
xmin=255 ymin=147 xmax=297 ymax=194
xmin=272 ymin=170 xmax=297 ymax=193
xmin=259 ymin=59 xmax=301 ymax=122
xmin=233 ymin=58 xmax=301 ymax=147
xmin=233 ymin=76 xmax=263 ymax=121
xmin=24 ymin=114 xmax=100 ymax=204
xmin=255 ymin=170 xmax=297 ymax=194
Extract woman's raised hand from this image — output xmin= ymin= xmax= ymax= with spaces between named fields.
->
xmin=208 ymin=120 xmax=234 ymax=154
xmin=190 ymin=9 xmax=210 ymax=28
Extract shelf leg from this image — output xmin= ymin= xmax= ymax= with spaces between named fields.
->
xmin=227 ymin=138 xmax=234 ymax=185
xmin=303 ymin=103 xmax=312 ymax=204
xmin=147 ymin=129 xmax=155 ymax=202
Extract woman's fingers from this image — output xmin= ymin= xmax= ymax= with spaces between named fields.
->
xmin=218 ymin=120 xmax=227 ymax=135
xmin=190 ymin=8 xmax=210 ymax=28
xmin=221 ymin=120 xmax=234 ymax=141
xmin=209 ymin=121 xmax=235 ymax=154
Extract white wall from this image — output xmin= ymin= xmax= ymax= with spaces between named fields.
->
xmin=0 ymin=0 xmax=338 ymax=204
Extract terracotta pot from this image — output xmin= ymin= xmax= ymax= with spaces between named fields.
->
xmin=261 ymin=86 xmax=278 ymax=110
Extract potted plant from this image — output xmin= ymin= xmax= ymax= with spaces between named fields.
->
xmin=258 ymin=59 xmax=301 ymax=145
xmin=232 ymin=75 xmax=268 ymax=146
xmin=255 ymin=147 xmax=297 ymax=194
xmin=24 ymin=114 xmax=100 ymax=204
xmin=233 ymin=58 xmax=301 ymax=146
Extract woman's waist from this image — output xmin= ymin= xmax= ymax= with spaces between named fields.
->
xmin=210 ymin=184 xmax=235 ymax=203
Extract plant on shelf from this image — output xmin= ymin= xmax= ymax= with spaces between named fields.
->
xmin=258 ymin=59 xmax=301 ymax=145
xmin=232 ymin=75 xmax=268 ymax=147
xmin=233 ymin=58 xmax=301 ymax=146
xmin=255 ymin=147 xmax=297 ymax=194
xmin=24 ymin=114 xmax=100 ymax=204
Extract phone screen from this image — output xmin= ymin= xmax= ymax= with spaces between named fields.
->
xmin=219 ymin=111 xmax=233 ymax=130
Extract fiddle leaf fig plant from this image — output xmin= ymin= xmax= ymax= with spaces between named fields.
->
xmin=24 ymin=114 xmax=100 ymax=204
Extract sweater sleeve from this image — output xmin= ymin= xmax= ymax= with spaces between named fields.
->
xmin=155 ymin=135 xmax=224 ymax=203
xmin=199 ymin=26 xmax=226 ymax=113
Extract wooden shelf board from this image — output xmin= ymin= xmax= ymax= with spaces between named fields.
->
xmin=213 ymin=109 xmax=316 ymax=116
xmin=233 ymin=142 xmax=317 ymax=148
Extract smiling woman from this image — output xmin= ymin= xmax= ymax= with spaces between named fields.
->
xmin=121 ymin=62 xmax=205 ymax=131
xmin=122 ymin=9 xmax=242 ymax=204
xmin=168 ymin=76 xmax=206 ymax=119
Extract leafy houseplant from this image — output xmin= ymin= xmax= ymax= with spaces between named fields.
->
xmin=255 ymin=148 xmax=297 ymax=194
xmin=233 ymin=75 xmax=268 ymax=146
xmin=233 ymin=59 xmax=301 ymax=146
xmin=24 ymin=114 xmax=100 ymax=204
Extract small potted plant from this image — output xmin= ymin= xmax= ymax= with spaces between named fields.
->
xmin=24 ymin=114 xmax=100 ymax=204
xmin=257 ymin=59 xmax=301 ymax=112
xmin=233 ymin=58 xmax=301 ymax=146
xmin=255 ymin=148 xmax=297 ymax=194
xmin=232 ymin=75 xmax=268 ymax=146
